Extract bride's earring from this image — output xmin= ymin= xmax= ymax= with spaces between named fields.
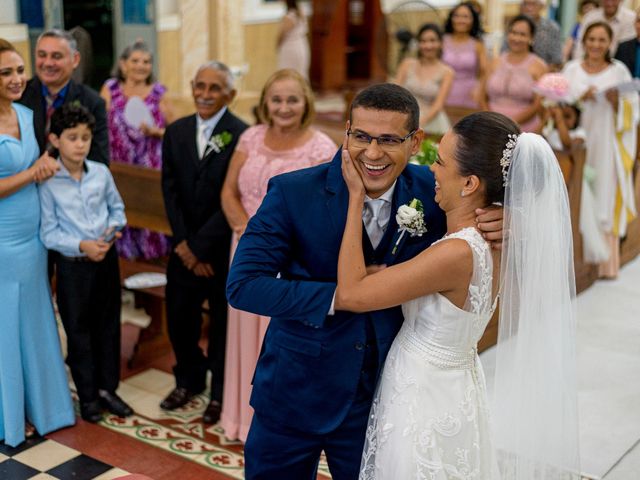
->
xmin=460 ymin=190 xmax=466 ymax=197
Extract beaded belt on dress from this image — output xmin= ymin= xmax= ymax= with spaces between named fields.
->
xmin=397 ymin=325 xmax=476 ymax=370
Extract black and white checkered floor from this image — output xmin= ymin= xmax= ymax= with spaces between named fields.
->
xmin=0 ymin=437 xmax=127 ymax=480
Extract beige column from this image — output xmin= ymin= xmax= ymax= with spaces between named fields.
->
xmin=209 ymin=1 xmax=245 ymax=68
xmin=485 ymin=0 xmax=506 ymax=57
xmin=157 ymin=14 xmax=181 ymax=96
xmin=180 ymin=0 xmax=210 ymax=96
xmin=209 ymin=0 xmax=251 ymax=119
xmin=0 ymin=24 xmax=32 ymax=77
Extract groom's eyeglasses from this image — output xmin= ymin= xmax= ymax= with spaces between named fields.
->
xmin=346 ymin=129 xmax=417 ymax=151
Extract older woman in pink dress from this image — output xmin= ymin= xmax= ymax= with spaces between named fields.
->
xmin=220 ymin=69 xmax=336 ymax=442
xmin=480 ymin=15 xmax=547 ymax=132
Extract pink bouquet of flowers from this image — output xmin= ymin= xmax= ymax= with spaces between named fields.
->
xmin=533 ymin=73 xmax=571 ymax=104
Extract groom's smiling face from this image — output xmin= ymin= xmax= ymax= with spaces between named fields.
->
xmin=346 ymin=107 xmax=422 ymax=199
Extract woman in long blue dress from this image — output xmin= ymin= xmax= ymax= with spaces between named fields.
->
xmin=0 ymin=39 xmax=75 ymax=447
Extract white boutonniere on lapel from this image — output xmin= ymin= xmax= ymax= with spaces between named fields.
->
xmin=204 ymin=131 xmax=233 ymax=156
xmin=392 ymin=198 xmax=427 ymax=255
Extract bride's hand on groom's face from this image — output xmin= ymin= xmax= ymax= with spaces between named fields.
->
xmin=475 ymin=205 xmax=504 ymax=250
xmin=341 ymin=134 xmax=365 ymax=199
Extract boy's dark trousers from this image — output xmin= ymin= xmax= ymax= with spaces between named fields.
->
xmin=56 ymin=246 xmax=121 ymax=403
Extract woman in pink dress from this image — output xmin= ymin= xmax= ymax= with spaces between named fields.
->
xmin=480 ymin=15 xmax=547 ymax=132
xmin=220 ymin=69 xmax=336 ymax=442
xmin=277 ymin=0 xmax=310 ymax=79
xmin=442 ymin=2 xmax=488 ymax=108
xmin=100 ymin=41 xmax=175 ymax=260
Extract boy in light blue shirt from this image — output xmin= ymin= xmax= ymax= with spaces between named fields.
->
xmin=39 ymin=104 xmax=132 ymax=423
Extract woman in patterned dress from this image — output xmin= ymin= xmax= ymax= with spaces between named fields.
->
xmin=100 ymin=41 xmax=174 ymax=260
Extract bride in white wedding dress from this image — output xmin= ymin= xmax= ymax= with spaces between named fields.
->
xmin=361 ymin=223 xmax=497 ymax=479
xmin=336 ymin=112 xmax=580 ymax=480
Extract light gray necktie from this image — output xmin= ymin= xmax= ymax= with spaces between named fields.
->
xmin=363 ymin=198 xmax=388 ymax=249
xmin=197 ymin=123 xmax=208 ymax=159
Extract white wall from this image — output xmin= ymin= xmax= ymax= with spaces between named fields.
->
xmin=380 ymin=0 xmax=519 ymax=13
xmin=242 ymin=0 xmax=312 ymax=24
xmin=0 ymin=0 xmax=19 ymax=24
xmin=156 ymin=0 xmax=179 ymax=17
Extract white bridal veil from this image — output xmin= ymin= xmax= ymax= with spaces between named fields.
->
xmin=493 ymin=133 xmax=581 ymax=479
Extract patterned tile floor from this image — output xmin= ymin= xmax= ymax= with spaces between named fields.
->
xmin=31 ymin=358 xmax=330 ymax=479
xmin=99 ymin=368 xmax=331 ymax=479
xmin=37 ymin=311 xmax=331 ymax=479
xmin=0 ymin=437 xmax=127 ymax=480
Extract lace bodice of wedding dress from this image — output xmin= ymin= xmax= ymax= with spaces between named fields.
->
xmin=360 ymin=227 xmax=498 ymax=480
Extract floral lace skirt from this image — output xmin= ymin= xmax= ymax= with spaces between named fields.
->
xmin=359 ymin=328 xmax=497 ymax=480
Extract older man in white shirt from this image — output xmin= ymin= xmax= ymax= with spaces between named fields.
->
xmin=574 ymin=0 xmax=636 ymax=59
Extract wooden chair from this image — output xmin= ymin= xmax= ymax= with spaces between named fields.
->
xmin=620 ymin=127 xmax=640 ymax=265
xmin=555 ymin=144 xmax=599 ymax=293
xmin=119 ymin=258 xmax=170 ymax=367
xmin=110 ymin=163 xmax=171 ymax=235
xmin=111 ymin=163 xmax=171 ymax=366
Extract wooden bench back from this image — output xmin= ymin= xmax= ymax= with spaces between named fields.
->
xmin=444 ymin=105 xmax=481 ymax=127
xmin=620 ymin=125 xmax=640 ymax=265
xmin=110 ymin=163 xmax=172 ymax=235
xmin=554 ymin=145 xmax=600 ymax=292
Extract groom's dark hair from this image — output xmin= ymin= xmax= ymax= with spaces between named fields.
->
xmin=349 ymin=83 xmax=420 ymax=132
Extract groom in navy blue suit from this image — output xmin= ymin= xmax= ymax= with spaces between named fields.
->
xmin=227 ymin=84 xmax=501 ymax=479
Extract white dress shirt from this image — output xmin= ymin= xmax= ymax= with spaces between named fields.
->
xmin=196 ymin=106 xmax=227 ymax=158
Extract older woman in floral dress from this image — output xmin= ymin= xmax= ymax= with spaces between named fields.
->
xmin=100 ymin=41 xmax=174 ymax=260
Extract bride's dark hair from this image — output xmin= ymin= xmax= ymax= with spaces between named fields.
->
xmin=452 ymin=112 xmax=521 ymax=204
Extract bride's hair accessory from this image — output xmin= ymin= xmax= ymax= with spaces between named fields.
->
xmin=500 ymin=134 xmax=519 ymax=186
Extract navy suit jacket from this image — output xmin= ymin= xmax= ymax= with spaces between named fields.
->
xmin=226 ymin=151 xmax=447 ymax=434
xmin=161 ymin=111 xmax=248 ymax=272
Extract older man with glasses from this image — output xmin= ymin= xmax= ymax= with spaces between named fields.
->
xmin=159 ymin=61 xmax=248 ymax=424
